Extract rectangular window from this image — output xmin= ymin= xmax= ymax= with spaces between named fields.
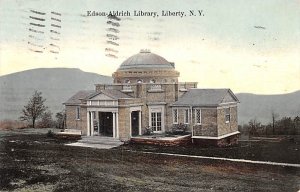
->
xmin=225 ymin=108 xmax=230 ymax=123
xmin=173 ymin=109 xmax=178 ymax=124
xmin=195 ymin=109 xmax=201 ymax=124
xmin=76 ymin=106 xmax=80 ymax=120
xmin=184 ymin=109 xmax=189 ymax=124
xmin=151 ymin=112 xmax=162 ymax=131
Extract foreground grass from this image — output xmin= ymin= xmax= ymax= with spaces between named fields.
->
xmin=0 ymin=132 xmax=299 ymax=192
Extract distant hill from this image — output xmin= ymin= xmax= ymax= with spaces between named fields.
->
xmin=0 ymin=68 xmax=299 ymax=124
xmin=236 ymin=91 xmax=300 ymax=124
xmin=0 ymin=68 xmax=112 ymax=120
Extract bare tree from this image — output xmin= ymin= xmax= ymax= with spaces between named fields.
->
xmin=271 ymin=110 xmax=279 ymax=135
xmin=55 ymin=110 xmax=66 ymax=129
xmin=38 ymin=110 xmax=54 ymax=128
xmin=248 ymin=118 xmax=261 ymax=137
xmin=20 ymin=91 xmax=48 ymax=128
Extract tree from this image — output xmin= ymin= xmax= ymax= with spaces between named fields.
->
xmin=248 ymin=118 xmax=261 ymax=137
xmin=271 ymin=110 xmax=279 ymax=135
xmin=20 ymin=91 xmax=48 ymax=128
xmin=294 ymin=116 xmax=300 ymax=135
xmin=38 ymin=110 xmax=54 ymax=128
xmin=55 ymin=110 xmax=65 ymax=129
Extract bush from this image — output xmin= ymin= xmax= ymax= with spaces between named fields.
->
xmin=172 ymin=123 xmax=188 ymax=135
xmin=46 ymin=130 xmax=54 ymax=137
xmin=144 ymin=126 xmax=153 ymax=135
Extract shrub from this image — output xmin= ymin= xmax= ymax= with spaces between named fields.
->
xmin=46 ymin=130 xmax=54 ymax=137
xmin=172 ymin=123 xmax=188 ymax=135
xmin=144 ymin=126 xmax=153 ymax=135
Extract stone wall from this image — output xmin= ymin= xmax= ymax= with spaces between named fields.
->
xmin=217 ymin=105 xmax=238 ymax=136
xmin=192 ymin=133 xmax=239 ymax=147
xmin=65 ymin=105 xmax=87 ymax=135
xmin=192 ymin=108 xmax=218 ymax=137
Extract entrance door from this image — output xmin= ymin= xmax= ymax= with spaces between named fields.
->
xmin=151 ymin=112 xmax=162 ymax=132
xmin=131 ymin=111 xmax=139 ymax=136
xmin=99 ymin=112 xmax=113 ymax=137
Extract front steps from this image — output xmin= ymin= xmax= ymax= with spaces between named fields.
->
xmin=66 ymin=136 xmax=123 ymax=149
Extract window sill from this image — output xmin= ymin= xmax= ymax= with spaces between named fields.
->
xmin=121 ymin=90 xmax=134 ymax=93
xmin=179 ymin=89 xmax=188 ymax=92
xmin=148 ymin=89 xmax=164 ymax=93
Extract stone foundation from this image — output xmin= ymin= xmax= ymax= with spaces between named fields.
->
xmin=192 ymin=134 xmax=239 ymax=147
xmin=130 ymin=135 xmax=191 ymax=146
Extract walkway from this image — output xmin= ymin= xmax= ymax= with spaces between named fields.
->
xmin=66 ymin=136 xmax=123 ymax=149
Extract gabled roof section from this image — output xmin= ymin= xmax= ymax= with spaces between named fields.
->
xmin=172 ymin=89 xmax=239 ymax=107
xmin=87 ymin=89 xmax=132 ymax=100
xmin=64 ymin=90 xmax=95 ymax=105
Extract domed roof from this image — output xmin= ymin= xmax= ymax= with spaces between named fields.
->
xmin=118 ymin=50 xmax=174 ymax=71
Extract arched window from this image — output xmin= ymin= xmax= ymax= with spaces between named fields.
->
xmin=137 ymin=79 xmax=143 ymax=83
xmin=124 ymin=79 xmax=131 ymax=84
xmin=150 ymin=79 xmax=156 ymax=83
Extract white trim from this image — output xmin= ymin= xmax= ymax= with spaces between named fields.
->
xmin=219 ymin=102 xmax=238 ymax=106
xmin=130 ymin=106 xmax=142 ymax=137
xmin=192 ymin=131 xmax=240 ymax=140
xmin=139 ymin=111 xmax=142 ymax=135
xmin=135 ymin=151 xmax=300 ymax=168
xmin=130 ymin=106 xmax=142 ymax=112
xmin=90 ymin=112 xmax=94 ymax=136
xmin=148 ymin=105 xmax=164 ymax=133
xmin=86 ymin=112 xmax=90 ymax=136
xmin=116 ymin=112 xmax=119 ymax=138
xmin=113 ymin=112 xmax=116 ymax=138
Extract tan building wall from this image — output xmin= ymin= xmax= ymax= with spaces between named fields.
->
xmin=192 ymin=108 xmax=218 ymax=137
xmin=217 ymin=105 xmax=238 ymax=136
xmin=65 ymin=105 xmax=87 ymax=134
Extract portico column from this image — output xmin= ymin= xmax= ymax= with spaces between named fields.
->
xmin=112 ymin=112 xmax=116 ymax=138
xmin=116 ymin=112 xmax=119 ymax=138
xmin=139 ymin=110 xmax=142 ymax=135
xmin=90 ymin=111 xmax=94 ymax=136
xmin=87 ymin=111 xmax=90 ymax=136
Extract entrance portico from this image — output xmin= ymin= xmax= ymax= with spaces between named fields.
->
xmin=87 ymin=107 xmax=119 ymax=138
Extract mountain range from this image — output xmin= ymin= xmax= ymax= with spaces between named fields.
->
xmin=0 ymin=68 xmax=112 ymax=120
xmin=0 ymin=68 xmax=299 ymax=124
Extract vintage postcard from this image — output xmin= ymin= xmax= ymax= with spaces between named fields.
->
xmin=0 ymin=0 xmax=299 ymax=191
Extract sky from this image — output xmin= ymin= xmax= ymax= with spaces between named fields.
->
xmin=0 ymin=0 xmax=299 ymax=94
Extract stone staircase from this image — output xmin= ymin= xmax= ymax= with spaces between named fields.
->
xmin=66 ymin=136 xmax=124 ymax=149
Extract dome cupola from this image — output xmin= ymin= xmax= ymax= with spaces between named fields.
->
xmin=113 ymin=49 xmax=179 ymax=84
